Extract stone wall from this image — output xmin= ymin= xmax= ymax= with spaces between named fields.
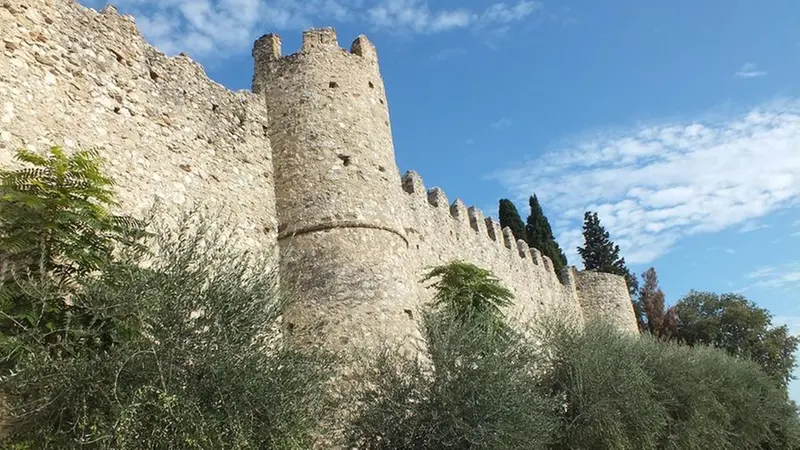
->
xmin=576 ymin=271 xmax=639 ymax=334
xmin=0 ymin=0 xmax=277 ymax=252
xmin=401 ymin=171 xmax=587 ymax=328
xmin=0 ymin=0 xmax=638 ymax=357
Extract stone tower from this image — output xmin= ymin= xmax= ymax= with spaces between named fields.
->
xmin=251 ymin=29 xmax=418 ymax=354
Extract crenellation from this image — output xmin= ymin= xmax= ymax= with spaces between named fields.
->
xmin=501 ymin=226 xmax=515 ymax=249
xmin=427 ymin=187 xmax=448 ymax=207
xmin=401 ymin=170 xmax=425 ymax=196
xmin=302 ymin=28 xmax=339 ymax=52
xmin=542 ymin=254 xmax=554 ymax=276
xmin=1 ymin=2 xmax=639 ymax=373
xmin=467 ymin=206 xmax=486 ymax=234
xmin=529 ymin=247 xmax=544 ymax=266
xmin=449 ymin=199 xmax=468 ymax=223
xmin=350 ymin=35 xmax=378 ymax=63
xmin=485 ymin=218 xmax=503 ymax=243
xmin=516 ymin=239 xmax=529 ymax=258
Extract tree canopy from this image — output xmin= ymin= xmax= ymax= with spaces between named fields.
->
xmin=498 ymin=199 xmax=527 ymax=245
xmin=672 ymin=290 xmax=799 ymax=388
xmin=577 ymin=211 xmax=638 ymax=298
xmin=525 ymin=194 xmax=568 ymax=275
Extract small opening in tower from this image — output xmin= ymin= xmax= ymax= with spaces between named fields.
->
xmin=338 ymin=154 xmax=351 ymax=166
xmin=149 ymin=69 xmax=159 ymax=81
xmin=329 ymin=81 xmax=339 ymax=88
xmin=404 ymin=309 xmax=414 ymax=319
xmin=368 ymin=81 xmax=375 ymax=89
xmin=379 ymin=99 xmax=385 ymax=105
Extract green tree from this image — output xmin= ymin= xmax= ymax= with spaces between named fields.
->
xmin=0 ymin=147 xmax=147 ymax=286
xmin=672 ymin=290 xmax=799 ymax=388
xmin=541 ymin=321 xmax=800 ymax=450
xmin=638 ymin=267 xmax=677 ymax=339
xmin=577 ymin=211 xmax=638 ymax=299
xmin=1 ymin=214 xmax=337 ymax=448
xmin=421 ymin=260 xmax=514 ymax=334
xmin=348 ymin=262 xmax=557 ymax=449
xmin=498 ymin=199 xmax=527 ymax=245
xmin=524 ymin=194 xmax=568 ymax=274
xmin=0 ymin=147 xmax=148 ymax=372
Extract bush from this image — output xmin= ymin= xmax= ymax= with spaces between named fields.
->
xmin=1 ymin=216 xmax=338 ymax=449
xmin=0 ymin=147 xmax=149 ymax=372
xmin=345 ymin=308 xmax=558 ymax=450
xmin=346 ymin=261 xmax=558 ymax=449
xmin=540 ymin=321 xmax=800 ymax=450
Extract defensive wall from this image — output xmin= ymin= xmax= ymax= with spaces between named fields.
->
xmin=0 ymin=0 xmax=638 ymax=358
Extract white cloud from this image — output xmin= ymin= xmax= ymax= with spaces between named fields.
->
xmin=80 ymin=0 xmax=541 ymax=57
xmin=738 ymin=221 xmax=771 ymax=233
xmin=734 ymin=62 xmax=767 ymax=78
xmin=367 ymin=0 xmax=540 ymax=34
xmin=491 ymin=118 xmax=512 ymax=129
xmin=489 ymin=99 xmax=800 ymax=265
xmin=746 ymin=262 xmax=800 ymax=291
xmin=725 ymin=248 xmax=736 ymax=254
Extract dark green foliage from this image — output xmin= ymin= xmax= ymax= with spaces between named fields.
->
xmin=498 ymin=199 xmax=527 ymax=245
xmin=577 ymin=211 xmax=638 ymax=299
xmin=524 ymin=194 xmax=568 ymax=275
xmin=0 ymin=147 xmax=149 ymax=372
xmin=421 ymin=260 xmax=513 ymax=333
xmin=0 ymin=147 xmax=148 ymax=284
xmin=672 ymin=291 xmax=799 ymax=388
xmin=1 ymin=216 xmax=337 ymax=449
xmin=540 ymin=321 xmax=800 ymax=450
xmin=346 ymin=263 xmax=558 ymax=449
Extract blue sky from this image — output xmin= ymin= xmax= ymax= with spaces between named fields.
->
xmin=81 ymin=0 xmax=799 ymax=396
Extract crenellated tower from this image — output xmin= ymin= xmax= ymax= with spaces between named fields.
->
xmin=252 ymin=29 xmax=419 ymax=354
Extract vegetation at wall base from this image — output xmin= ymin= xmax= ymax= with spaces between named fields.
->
xmin=1 ymin=216 xmax=338 ymax=449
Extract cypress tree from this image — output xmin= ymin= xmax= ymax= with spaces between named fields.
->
xmin=577 ymin=211 xmax=638 ymax=299
xmin=525 ymin=194 xmax=568 ymax=274
xmin=498 ymin=199 xmax=527 ymax=244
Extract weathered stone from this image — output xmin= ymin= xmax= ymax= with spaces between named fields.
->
xmin=1 ymin=0 xmax=638 ymax=370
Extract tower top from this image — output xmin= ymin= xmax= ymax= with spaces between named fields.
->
xmin=252 ymin=28 xmax=378 ymax=64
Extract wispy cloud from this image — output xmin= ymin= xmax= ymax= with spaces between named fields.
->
xmin=491 ymin=118 xmax=512 ymax=129
xmin=746 ymin=262 xmax=800 ymax=291
xmin=734 ymin=62 xmax=767 ymax=79
xmin=82 ymin=0 xmax=542 ymax=57
xmin=367 ymin=0 xmax=540 ymax=34
xmin=739 ymin=221 xmax=771 ymax=233
xmin=489 ymin=99 xmax=800 ymax=265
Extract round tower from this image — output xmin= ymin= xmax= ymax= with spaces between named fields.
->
xmin=251 ymin=28 xmax=418 ymax=355
xmin=575 ymin=270 xmax=638 ymax=334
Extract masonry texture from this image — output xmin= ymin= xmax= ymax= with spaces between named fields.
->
xmin=1 ymin=0 xmax=638 ymax=358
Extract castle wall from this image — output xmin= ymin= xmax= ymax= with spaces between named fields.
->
xmin=0 ymin=0 xmax=277 ymax=252
xmin=401 ymin=171 xmax=586 ymax=329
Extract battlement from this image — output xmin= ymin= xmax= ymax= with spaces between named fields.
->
xmin=252 ymin=28 xmax=378 ymax=65
xmin=400 ymin=171 xmax=568 ymax=287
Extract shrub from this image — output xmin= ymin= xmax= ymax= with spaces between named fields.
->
xmin=0 ymin=147 xmax=148 ymax=372
xmin=1 ymin=215 xmax=338 ymax=449
xmin=346 ymin=261 xmax=558 ymax=449
xmin=540 ymin=321 xmax=800 ymax=450
xmin=345 ymin=308 xmax=558 ymax=450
